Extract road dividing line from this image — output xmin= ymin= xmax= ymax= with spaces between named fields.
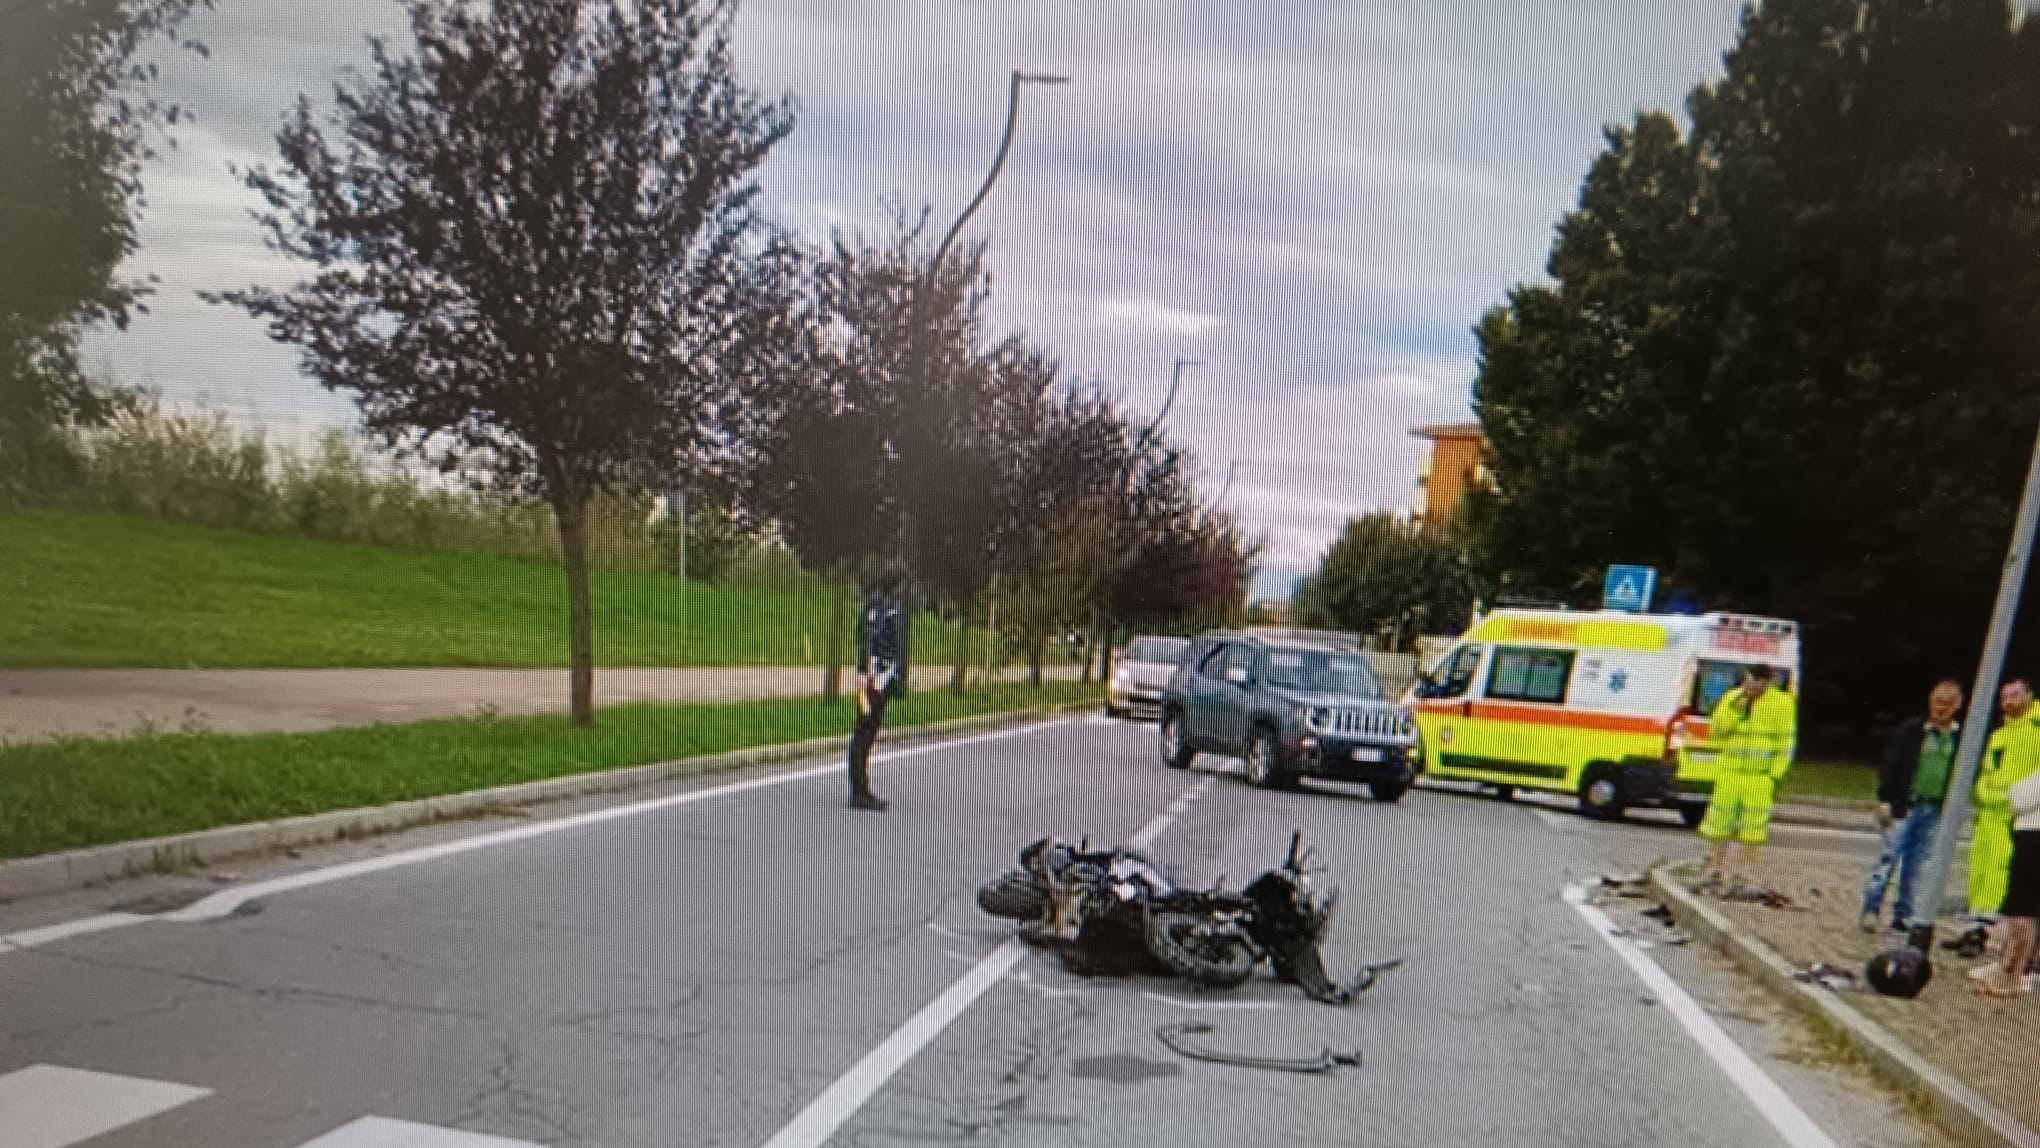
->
xmin=0 ymin=912 xmax=149 ymax=954
xmin=0 ymin=1064 xmax=211 ymax=1148
xmin=1563 ymin=882 xmax=1841 ymax=1148
xmin=759 ymin=776 xmax=1215 ymax=1148
xmin=1131 ymin=777 xmax=1214 ymax=850
xmin=760 ymin=937 xmax=1028 ymax=1148
xmin=292 ymin=1115 xmax=541 ymax=1147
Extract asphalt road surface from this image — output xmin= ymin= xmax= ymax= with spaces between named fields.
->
xmin=0 ymin=716 xmax=1931 ymax=1148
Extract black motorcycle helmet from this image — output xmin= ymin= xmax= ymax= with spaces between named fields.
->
xmin=1865 ymin=946 xmax=1933 ymax=998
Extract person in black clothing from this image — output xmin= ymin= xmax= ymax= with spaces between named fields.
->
xmin=1860 ymin=679 xmax=1965 ymax=931
xmin=847 ymin=591 xmax=904 ymax=811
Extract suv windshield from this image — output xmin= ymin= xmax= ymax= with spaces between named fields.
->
xmin=1261 ymin=648 xmax=1382 ymax=698
xmin=1124 ymin=637 xmax=1190 ymax=665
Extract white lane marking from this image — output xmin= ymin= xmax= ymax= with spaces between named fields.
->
xmin=1532 ymin=809 xmax=1576 ymax=832
xmin=293 ymin=1115 xmax=541 ymax=1147
xmin=1140 ymin=991 xmax=1284 ymax=1012
xmin=760 ymin=937 xmax=1028 ymax=1148
xmin=158 ymin=722 xmax=1062 ymax=924
xmin=1563 ymin=883 xmax=1841 ymax=1148
xmin=0 ymin=1064 xmax=212 ymax=1148
xmin=759 ymin=776 xmax=1214 ymax=1148
xmin=0 ymin=912 xmax=149 ymax=954
xmin=1130 ymin=777 xmax=1214 ymax=850
xmin=923 ymin=922 xmax=974 ymax=943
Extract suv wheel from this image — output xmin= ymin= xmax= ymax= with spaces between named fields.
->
xmin=1368 ymin=778 xmax=1408 ymax=803
xmin=1244 ymin=731 xmax=1285 ymax=789
xmin=1160 ymin=711 xmax=1195 ymax=770
xmin=1578 ymin=764 xmax=1627 ymax=820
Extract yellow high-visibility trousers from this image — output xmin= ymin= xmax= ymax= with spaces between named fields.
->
xmin=1969 ymin=809 xmax=2015 ymax=916
xmin=1699 ymin=773 xmax=1776 ymax=845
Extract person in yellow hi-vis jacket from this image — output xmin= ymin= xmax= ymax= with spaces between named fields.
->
xmin=1699 ymin=665 xmax=1798 ymax=881
xmin=1964 ymin=681 xmax=2040 ymax=961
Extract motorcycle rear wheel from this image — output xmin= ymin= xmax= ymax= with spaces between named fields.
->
xmin=1146 ymin=912 xmax=1257 ymax=988
xmin=977 ymin=872 xmax=1050 ymax=920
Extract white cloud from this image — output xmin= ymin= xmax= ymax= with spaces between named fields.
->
xmin=1091 ymin=295 xmax=1224 ymax=338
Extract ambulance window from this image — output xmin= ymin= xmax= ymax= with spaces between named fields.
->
xmin=1487 ymin=647 xmax=1575 ymax=704
xmin=1428 ymin=644 xmax=1484 ymax=699
xmin=1693 ymin=660 xmax=1793 ymax=712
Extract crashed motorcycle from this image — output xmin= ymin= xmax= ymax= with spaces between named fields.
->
xmin=976 ymin=830 xmax=1395 ymax=1004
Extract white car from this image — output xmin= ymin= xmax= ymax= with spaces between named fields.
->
xmin=1107 ymin=636 xmax=1192 ymax=720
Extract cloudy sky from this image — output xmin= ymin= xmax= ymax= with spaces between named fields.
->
xmin=87 ymin=0 xmax=1754 ymax=596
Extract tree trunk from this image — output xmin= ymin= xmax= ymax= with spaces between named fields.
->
xmin=1081 ymin=611 xmax=1097 ymax=683
xmin=1099 ymin=626 xmax=1116 ymax=685
xmin=822 ymin=577 xmax=849 ymax=703
xmin=554 ymin=493 xmax=596 ymax=728
xmin=1029 ymin=634 xmax=1044 ymax=687
xmin=950 ymin=612 xmax=972 ymax=695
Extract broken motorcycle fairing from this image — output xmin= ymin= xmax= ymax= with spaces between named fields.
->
xmin=976 ymin=830 xmax=1397 ymax=1004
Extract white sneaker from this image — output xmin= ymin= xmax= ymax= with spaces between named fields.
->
xmin=1969 ymin=962 xmax=2001 ymax=982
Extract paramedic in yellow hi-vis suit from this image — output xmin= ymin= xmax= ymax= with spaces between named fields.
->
xmin=1699 ymin=665 xmax=1798 ymax=880
xmin=1971 ymin=680 xmax=2040 ymax=926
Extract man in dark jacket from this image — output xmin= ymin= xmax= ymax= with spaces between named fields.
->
xmin=846 ymin=590 xmax=905 ymax=811
xmin=1860 ymin=679 xmax=1965 ymax=931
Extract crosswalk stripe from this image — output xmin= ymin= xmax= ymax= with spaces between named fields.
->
xmin=0 ymin=1064 xmax=210 ymax=1148
xmin=293 ymin=1116 xmax=543 ymax=1147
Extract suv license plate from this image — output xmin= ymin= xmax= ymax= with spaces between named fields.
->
xmin=1349 ymin=747 xmax=1384 ymax=762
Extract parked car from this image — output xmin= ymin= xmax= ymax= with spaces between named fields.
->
xmin=1107 ymin=635 xmax=1192 ymax=719
xmin=1157 ymin=631 xmax=1419 ymax=801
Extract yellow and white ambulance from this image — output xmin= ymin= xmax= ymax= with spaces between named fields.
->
xmin=1405 ymin=607 xmax=1799 ymax=822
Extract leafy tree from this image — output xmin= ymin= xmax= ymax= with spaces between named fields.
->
xmin=1295 ymin=513 xmax=1473 ymax=650
xmin=1470 ymin=0 xmax=2040 ymax=739
xmin=0 ymin=0 xmax=207 ymax=503
xmin=215 ymin=0 xmax=795 ymax=726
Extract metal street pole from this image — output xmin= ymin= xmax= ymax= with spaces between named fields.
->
xmin=669 ymin=489 xmax=688 ymax=657
xmin=898 ymin=69 xmax=1067 ymax=686
xmin=1900 ymin=417 xmax=2040 ymax=958
xmin=1136 ymin=357 xmax=1202 ymax=452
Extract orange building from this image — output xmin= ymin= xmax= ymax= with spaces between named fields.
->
xmin=1410 ymin=421 xmax=1489 ymax=538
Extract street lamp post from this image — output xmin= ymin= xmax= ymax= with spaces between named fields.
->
xmin=900 ymin=69 xmax=1067 ymax=693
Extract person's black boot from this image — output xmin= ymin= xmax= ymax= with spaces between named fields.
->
xmin=850 ymin=793 xmax=889 ymax=811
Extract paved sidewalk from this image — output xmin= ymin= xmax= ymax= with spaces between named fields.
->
xmin=1686 ymin=853 xmax=2040 ymax=1137
xmin=0 ymin=664 xmax=1085 ymax=743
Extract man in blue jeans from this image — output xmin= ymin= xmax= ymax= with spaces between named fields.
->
xmin=1861 ymin=679 xmax=1965 ymax=931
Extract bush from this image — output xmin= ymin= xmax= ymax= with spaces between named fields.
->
xmin=22 ymin=397 xmax=777 ymax=577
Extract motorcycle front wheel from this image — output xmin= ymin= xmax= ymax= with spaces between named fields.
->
xmin=1146 ymin=912 xmax=1257 ymax=988
xmin=977 ymin=872 xmax=1049 ymax=920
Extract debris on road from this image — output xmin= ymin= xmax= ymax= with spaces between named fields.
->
xmin=1794 ymin=962 xmax=1864 ymax=992
xmin=1154 ymin=1022 xmax=1361 ymax=1074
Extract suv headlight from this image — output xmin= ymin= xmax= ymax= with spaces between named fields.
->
xmin=1300 ymin=706 xmax=1329 ymax=731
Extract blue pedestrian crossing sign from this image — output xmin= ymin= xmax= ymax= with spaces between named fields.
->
xmin=1603 ymin=565 xmax=1657 ymax=614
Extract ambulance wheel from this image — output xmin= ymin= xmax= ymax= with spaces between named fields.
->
xmin=1490 ymin=785 xmax=1516 ymax=802
xmin=1678 ymin=801 xmax=1708 ymax=830
xmin=1578 ymin=765 xmax=1627 ymax=820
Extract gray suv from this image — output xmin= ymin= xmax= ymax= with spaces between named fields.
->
xmin=1157 ymin=631 xmax=1419 ymax=802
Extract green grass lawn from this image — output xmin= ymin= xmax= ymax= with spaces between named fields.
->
xmin=0 ymin=511 xmax=982 ymax=668
xmin=1779 ymin=758 xmax=1877 ymax=803
xmin=0 ymin=681 xmax=1102 ymax=860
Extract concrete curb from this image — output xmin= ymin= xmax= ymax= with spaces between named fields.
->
xmin=0 ymin=703 xmax=1094 ymax=904
xmin=1648 ymin=863 xmax=2040 ymax=1148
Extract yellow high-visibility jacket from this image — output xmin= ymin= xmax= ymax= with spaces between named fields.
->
xmin=1710 ymin=687 xmax=1797 ymax=780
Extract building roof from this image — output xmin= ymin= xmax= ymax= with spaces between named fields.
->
xmin=1411 ymin=421 xmax=1486 ymax=441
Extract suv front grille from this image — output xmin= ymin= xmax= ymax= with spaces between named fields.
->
xmin=1313 ymin=708 xmax=1411 ymax=739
